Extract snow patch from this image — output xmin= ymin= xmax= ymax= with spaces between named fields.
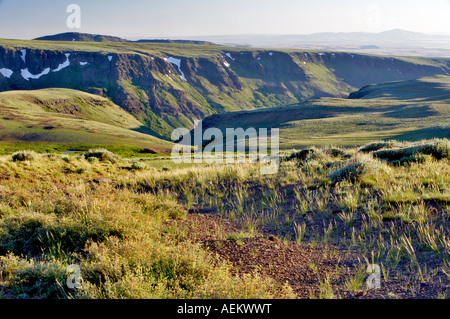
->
xmin=224 ymin=61 xmax=230 ymax=68
xmin=0 ymin=68 xmax=13 ymax=78
xmin=304 ymin=52 xmax=308 ymax=57
xmin=80 ymin=61 xmax=89 ymax=66
xmin=21 ymin=67 xmax=51 ymax=81
xmin=53 ymin=53 xmax=71 ymax=72
xmin=20 ymin=49 xmax=27 ymax=63
xmin=257 ymin=57 xmax=261 ymax=60
xmin=225 ymin=53 xmax=235 ymax=60
xmin=269 ymin=52 xmax=273 ymax=56
xmin=164 ymin=57 xmax=187 ymax=81
xmin=318 ymin=53 xmax=326 ymax=56
xmin=108 ymin=55 xmax=113 ymax=62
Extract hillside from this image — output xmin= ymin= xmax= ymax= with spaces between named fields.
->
xmin=34 ymin=32 xmax=128 ymax=43
xmin=1 ymin=37 xmax=450 ymax=139
xmin=199 ymin=75 xmax=450 ymax=148
xmin=0 ymin=88 xmax=173 ymax=153
xmin=348 ymin=75 xmax=450 ymax=100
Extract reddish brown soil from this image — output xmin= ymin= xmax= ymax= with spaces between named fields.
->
xmin=171 ymin=210 xmax=450 ymax=299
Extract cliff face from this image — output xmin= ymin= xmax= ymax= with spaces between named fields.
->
xmin=1 ymin=43 xmax=449 ymax=138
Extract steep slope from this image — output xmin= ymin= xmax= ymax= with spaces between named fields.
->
xmin=1 ymin=38 xmax=449 ymax=139
xmin=0 ymin=88 xmax=173 ymax=153
xmin=199 ymin=75 xmax=450 ymax=148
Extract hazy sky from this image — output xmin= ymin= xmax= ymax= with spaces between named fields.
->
xmin=1 ymin=0 xmax=450 ymax=40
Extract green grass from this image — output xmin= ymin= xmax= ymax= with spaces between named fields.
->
xmin=201 ymin=75 xmax=450 ymax=149
xmin=0 ymin=88 xmax=174 ymax=154
xmin=0 ymin=151 xmax=294 ymax=299
xmin=0 ymin=138 xmax=448 ymax=299
xmin=0 ymin=142 xmax=168 ymax=159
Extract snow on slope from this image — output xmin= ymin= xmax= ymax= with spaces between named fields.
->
xmin=53 ymin=54 xmax=71 ymax=72
xmin=21 ymin=67 xmax=51 ymax=81
xmin=164 ymin=57 xmax=187 ymax=81
xmin=0 ymin=68 xmax=13 ymax=78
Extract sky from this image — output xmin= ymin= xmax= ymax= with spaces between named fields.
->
xmin=1 ymin=0 xmax=450 ymax=40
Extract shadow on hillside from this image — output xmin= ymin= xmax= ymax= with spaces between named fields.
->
xmin=130 ymin=125 xmax=168 ymax=140
xmin=390 ymin=126 xmax=450 ymax=141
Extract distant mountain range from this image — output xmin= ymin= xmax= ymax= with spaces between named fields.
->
xmin=175 ymin=29 xmax=450 ymax=57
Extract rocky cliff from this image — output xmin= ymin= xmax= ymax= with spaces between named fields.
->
xmin=1 ymin=40 xmax=449 ymax=139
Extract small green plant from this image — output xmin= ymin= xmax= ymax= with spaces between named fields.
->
xmin=293 ymin=221 xmax=307 ymax=244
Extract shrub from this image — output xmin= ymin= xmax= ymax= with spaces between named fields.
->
xmin=131 ymin=161 xmax=147 ymax=170
xmin=359 ymin=141 xmax=396 ymax=153
xmin=328 ymin=162 xmax=366 ymax=184
xmin=328 ymin=154 xmax=385 ymax=184
xmin=390 ymin=154 xmax=433 ymax=166
xmin=11 ymin=151 xmax=38 ymax=162
xmin=83 ymin=149 xmax=121 ymax=163
xmin=286 ymin=148 xmax=316 ymax=161
xmin=61 ymin=155 xmax=71 ymax=163
xmin=0 ymin=253 xmax=69 ymax=299
xmin=325 ymin=147 xmax=346 ymax=157
xmin=373 ymin=139 xmax=450 ymax=163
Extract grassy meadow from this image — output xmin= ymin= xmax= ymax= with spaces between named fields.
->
xmin=0 ymin=138 xmax=448 ymax=299
xmin=200 ymin=75 xmax=450 ymax=149
xmin=0 ymin=89 xmax=174 ymax=155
